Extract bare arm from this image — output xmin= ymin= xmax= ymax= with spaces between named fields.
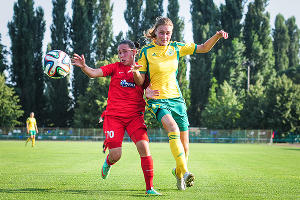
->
xmin=35 ymin=124 xmax=38 ymax=134
xmin=131 ymin=64 xmax=145 ymax=86
xmin=196 ymin=30 xmax=228 ymax=53
xmin=71 ymin=53 xmax=104 ymax=78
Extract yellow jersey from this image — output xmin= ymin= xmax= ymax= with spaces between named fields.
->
xmin=26 ymin=117 xmax=37 ymax=131
xmin=138 ymin=41 xmax=197 ymax=99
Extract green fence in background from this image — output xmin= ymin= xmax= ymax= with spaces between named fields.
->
xmin=0 ymin=127 xmax=280 ymax=144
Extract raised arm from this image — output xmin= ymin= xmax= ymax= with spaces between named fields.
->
xmin=196 ymin=30 xmax=228 ymax=53
xmin=131 ymin=64 xmax=145 ymax=86
xmin=71 ymin=53 xmax=104 ymax=78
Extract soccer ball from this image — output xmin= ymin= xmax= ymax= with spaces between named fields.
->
xmin=43 ymin=50 xmax=71 ymax=79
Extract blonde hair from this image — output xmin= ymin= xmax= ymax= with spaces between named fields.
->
xmin=144 ymin=17 xmax=173 ymax=40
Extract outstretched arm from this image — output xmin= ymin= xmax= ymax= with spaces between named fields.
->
xmin=131 ymin=64 xmax=145 ymax=86
xmin=71 ymin=53 xmax=104 ymax=78
xmin=196 ymin=30 xmax=228 ymax=53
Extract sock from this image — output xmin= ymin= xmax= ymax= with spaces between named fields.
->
xmin=26 ymin=138 xmax=31 ymax=144
xmin=141 ymin=156 xmax=154 ymax=191
xmin=32 ymin=138 xmax=35 ymax=147
xmin=106 ymin=154 xmax=116 ymax=166
xmin=168 ymin=132 xmax=188 ymax=178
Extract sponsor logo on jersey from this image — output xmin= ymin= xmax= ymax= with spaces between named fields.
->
xmin=152 ymin=53 xmax=157 ymax=56
xmin=120 ymin=79 xmax=135 ymax=88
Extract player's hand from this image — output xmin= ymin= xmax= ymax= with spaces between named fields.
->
xmin=145 ymin=84 xmax=160 ymax=99
xmin=98 ymin=117 xmax=104 ymax=123
xmin=216 ymin=30 xmax=228 ymax=39
xmin=71 ymin=53 xmax=87 ymax=68
xmin=129 ymin=64 xmax=142 ymax=73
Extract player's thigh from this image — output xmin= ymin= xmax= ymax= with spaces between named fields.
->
xmin=103 ymin=116 xmax=125 ymax=149
xmin=160 ymin=113 xmax=180 ymax=133
xmin=126 ymin=115 xmax=148 ymax=144
xmin=170 ymin=99 xmax=189 ymax=132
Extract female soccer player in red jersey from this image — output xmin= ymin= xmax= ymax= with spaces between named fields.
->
xmin=132 ymin=17 xmax=228 ymax=190
xmin=71 ymin=40 xmax=161 ymax=195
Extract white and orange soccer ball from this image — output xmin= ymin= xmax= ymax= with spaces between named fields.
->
xmin=43 ymin=50 xmax=71 ymax=79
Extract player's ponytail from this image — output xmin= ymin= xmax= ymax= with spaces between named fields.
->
xmin=144 ymin=16 xmax=174 ymax=40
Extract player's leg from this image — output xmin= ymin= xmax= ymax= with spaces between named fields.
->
xmin=172 ymin=99 xmax=195 ymax=187
xmin=25 ymin=135 xmax=31 ymax=146
xmin=32 ymin=133 xmax=36 ymax=147
xmin=101 ymin=147 xmax=122 ymax=179
xmin=127 ymin=116 xmax=161 ymax=195
xmin=160 ymin=113 xmax=187 ymax=190
xmin=101 ymin=116 xmax=125 ymax=179
xmin=180 ymin=130 xmax=189 ymax=163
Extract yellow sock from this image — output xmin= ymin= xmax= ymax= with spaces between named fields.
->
xmin=26 ymin=138 xmax=31 ymax=145
xmin=168 ymin=132 xmax=188 ymax=178
xmin=32 ymin=138 xmax=35 ymax=147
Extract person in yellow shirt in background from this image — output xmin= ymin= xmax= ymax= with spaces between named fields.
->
xmin=26 ymin=112 xmax=38 ymax=147
xmin=132 ymin=17 xmax=228 ymax=191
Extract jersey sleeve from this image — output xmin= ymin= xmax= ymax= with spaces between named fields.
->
xmin=137 ymin=49 xmax=148 ymax=74
xmin=100 ymin=63 xmax=117 ymax=77
xmin=178 ymin=42 xmax=197 ymax=57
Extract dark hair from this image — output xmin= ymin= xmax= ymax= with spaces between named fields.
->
xmin=119 ymin=40 xmax=140 ymax=49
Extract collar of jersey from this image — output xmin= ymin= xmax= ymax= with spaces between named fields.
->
xmin=152 ymin=40 xmax=171 ymax=50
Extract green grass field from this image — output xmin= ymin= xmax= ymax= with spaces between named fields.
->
xmin=0 ymin=141 xmax=299 ymax=200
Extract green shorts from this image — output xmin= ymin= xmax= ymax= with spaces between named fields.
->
xmin=29 ymin=130 xmax=36 ymax=136
xmin=146 ymin=97 xmax=189 ymax=131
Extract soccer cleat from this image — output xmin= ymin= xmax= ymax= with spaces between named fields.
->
xmin=145 ymin=188 xmax=162 ymax=195
xmin=101 ymin=159 xmax=111 ymax=179
xmin=172 ymin=168 xmax=176 ymax=178
xmin=175 ymin=173 xmax=186 ymax=190
xmin=183 ymin=172 xmax=195 ymax=187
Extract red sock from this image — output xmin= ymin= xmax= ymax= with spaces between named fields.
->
xmin=106 ymin=154 xmax=116 ymax=166
xmin=141 ymin=156 xmax=154 ymax=191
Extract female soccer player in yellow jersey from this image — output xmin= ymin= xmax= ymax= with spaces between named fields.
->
xmin=132 ymin=17 xmax=228 ymax=190
xmin=26 ymin=112 xmax=38 ymax=147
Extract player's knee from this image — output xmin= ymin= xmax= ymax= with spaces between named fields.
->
xmin=110 ymin=151 xmax=122 ymax=162
xmin=136 ymin=140 xmax=150 ymax=157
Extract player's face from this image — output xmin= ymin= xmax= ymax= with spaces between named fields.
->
xmin=118 ymin=44 xmax=136 ymax=66
xmin=30 ymin=112 xmax=34 ymax=118
xmin=155 ymin=25 xmax=173 ymax=46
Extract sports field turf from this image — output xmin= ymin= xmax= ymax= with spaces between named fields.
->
xmin=0 ymin=141 xmax=299 ymax=199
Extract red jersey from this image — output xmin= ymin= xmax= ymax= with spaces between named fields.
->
xmin=101 ymin=62 xmax=145 ymax=117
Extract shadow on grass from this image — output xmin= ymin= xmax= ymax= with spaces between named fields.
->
xmin=0 ymin=187 xmax=167 ymax=197
xmin=283 ymin=148 xmax=300 ymax=151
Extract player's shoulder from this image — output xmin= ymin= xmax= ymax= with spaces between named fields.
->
xmin=140 ymin=42 xmax=155 ymax=51
xmin=170 ymin=41 xmax=186 ymax=47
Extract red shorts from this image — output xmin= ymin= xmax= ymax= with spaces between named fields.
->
xmin=103 ymin=114 xmax=148 ymax=149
